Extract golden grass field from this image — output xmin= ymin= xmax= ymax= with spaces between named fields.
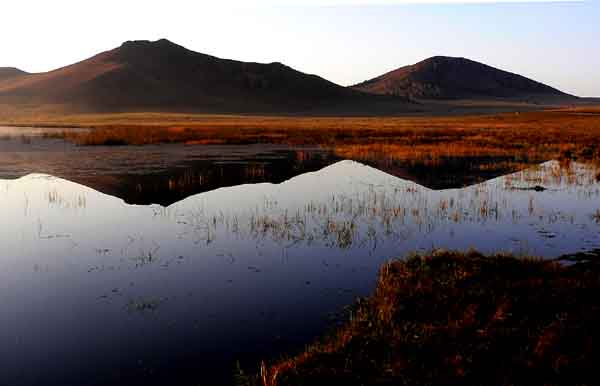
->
xmin=3 ymin=107 xmax=599 ymax=167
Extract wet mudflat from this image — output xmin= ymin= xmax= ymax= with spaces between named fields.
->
xmin=1 ymin=128 xmax=599 ymax=386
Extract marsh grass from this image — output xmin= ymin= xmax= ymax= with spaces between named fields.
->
xmin=21 ymin=111 xmax=599 ymax=188
xmin=176 ymin=161 xmax=599 ymax=252
xmin=161 ymin=160 xmax=600 ymax=262
xmin=17 ymin=111 xmax=600 ymax=164
xmin=246 ymin=250 xmax=600 ymax=386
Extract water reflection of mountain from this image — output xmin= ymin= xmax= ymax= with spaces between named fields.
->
xmin=27 ymin=155 xmax=543 ymax=207
xmin=0 ymin=131 xmax=557 ymax=206
xmin=74 ymin=150 xmax=343 ymax=206
xmin=2 ymin=159 xmax=599 ymax=262
xmin=1 ymin=160 xmax=600 ymax=386
xmin=0 ymin=135 xmax=344 ymax=206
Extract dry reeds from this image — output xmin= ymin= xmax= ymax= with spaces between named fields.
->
xmin=249 ymin=250 xmax=600 ymax=386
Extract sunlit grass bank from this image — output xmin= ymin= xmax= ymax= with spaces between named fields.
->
xmin=5 ymin=110 xmax=600 ymax=180
xmin=16 ymin=110 xmax=600 ymax=168
xmin=0 ymin=110 xmax=594 ymax=147
xmin=243 ymin=250 xmax=600 ymax=386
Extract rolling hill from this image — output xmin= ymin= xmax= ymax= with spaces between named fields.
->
xmin=352 ymin=56 xmax=575 ymax=100
xmin=0 ymin=39 xmax=395 ymax=113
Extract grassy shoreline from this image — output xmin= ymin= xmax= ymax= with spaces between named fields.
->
xmin=3 ymin=109 xmax=600 ymax=171
xmin=244 ymin=250 xmax=600 ymax=386
xmin=16 ymin=109 xmax=600 ymax=185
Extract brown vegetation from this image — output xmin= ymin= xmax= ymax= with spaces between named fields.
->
xmin=15 ymin=109 xmax=600 ymax=165
xmin=246 ymin=250 xmax=600 ymax=386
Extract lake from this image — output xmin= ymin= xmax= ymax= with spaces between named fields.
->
xmin=1 ymin=128 xmax=599 ymax=385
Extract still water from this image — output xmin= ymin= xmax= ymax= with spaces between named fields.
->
xmin=1 ymin=130 xmax=599 ymax=385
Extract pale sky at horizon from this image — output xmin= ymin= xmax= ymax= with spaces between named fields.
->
xmin=1 ymin=0 xmax=598 ymax=96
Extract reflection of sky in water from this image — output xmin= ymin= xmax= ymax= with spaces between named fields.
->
xmin=1 ymin=160 xmax=599 ymax=385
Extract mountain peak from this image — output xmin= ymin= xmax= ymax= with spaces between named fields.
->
xmin=425 ymin=55 xmax=460 ymax=61
xmin=110 ymin=38 xmax=201 ymax=65
xmin=119 ymin=38 xmax=183 ymax=50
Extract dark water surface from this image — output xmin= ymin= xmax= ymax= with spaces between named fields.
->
xmin=1 ymin=128 xmax=600 ymax=385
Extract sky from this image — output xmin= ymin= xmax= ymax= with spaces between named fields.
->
xmin=1 ymin=0 xmax=598 ymax=96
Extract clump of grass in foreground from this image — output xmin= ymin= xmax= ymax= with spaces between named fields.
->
xmin=248 ymin=250 xmax=600 ymax=386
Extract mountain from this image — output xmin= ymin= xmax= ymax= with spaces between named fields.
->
xmin=0 ymin=46 xmax=576 ymax=114
xmin=0 ymin=39 xmax=395 ymax=113
xmin=352 ymin=56 xmax=574 ymax=100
